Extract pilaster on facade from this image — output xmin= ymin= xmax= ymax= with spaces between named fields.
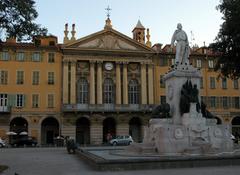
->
xmin=70 ymin=60 xmax=77 ymax=104
xmin=141 ymin=62 xmax=147 ymax=105
xmin=63 ymin=60 xmax=69 ymax=104
xmin=123 ymin=62 xmax=129 ymax=105
xmin=89 ymin=60 xmax=96 ymax=105
xmin=147 ymin=63 xmax=154 ymax=104
xmin=97 ymin=61 xmax=103 ymax=105
xmin=116 ymin=62 xmax=122 ymax=105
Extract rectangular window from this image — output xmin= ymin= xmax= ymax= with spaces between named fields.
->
xmin=222 ymin=77 xmax=227 ymax=89
xmin=16 ymin=94 xmax=24 ymax=107
xmin=32 ymin=94 xmax=39 ymax=108
xmin=160 ymin=96 xmax=166 ymax=104
xmin=48 ymin=72 xmax=54 ymax=84
xmin=210 ymin=77 xmax=216 ymax=89
xmin=200 ymin=77 xmax=203 ymax=89
xmin=160 ymin=75 xmax=165 ymax=88
xmin=0 ymin=94 xmax=8 ymax=106
xmin=47 ymin=94 xmax=54 ymax=108
xmin=48 ymin=53 xmax=55 ymax=63
xmin=196 ymin=59 xmax=202 ymax=68
xmin=0 ymin=70 xmax=8 ymax=85
xmin=16 ymin=71 xmax=24 ymax=84
xmin=234 ymin=97 xmax=240 ymax=109
xmin=32 ymin=71 xmax=40 ymax=85
xmin=208 ymin=60 xmax=214 ymax=68
xmin=233 ymin=79 xmax=239 ymax=89
xmin=16 ymin=52 xmax=25 ymax=61
xmin=32 ymin=52 xmax=41 ymax=62
xmin=209 ymin=96 xmax=216 ymax=108
xmin=1 ymin=51 xmax=9 ymax=61
xmin=222 ymin=96 xmax=228 ymax=108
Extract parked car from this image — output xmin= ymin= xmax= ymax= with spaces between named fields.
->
xmin=11 ymin=137 xmax=37 ymax=147
xmin=109 ymin=135 xmax=133 ymax=146
xmin=0 ymin=138 xmax=6 ymax=148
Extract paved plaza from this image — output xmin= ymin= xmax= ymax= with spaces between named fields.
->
xmin=0 ymin=147 xmax=240 ymax=175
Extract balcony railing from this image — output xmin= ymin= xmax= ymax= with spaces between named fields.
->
xmin=62 ymin=104 xmax=153 ymax=112
xmin=0 ymin=106 xmax=11 ymax=113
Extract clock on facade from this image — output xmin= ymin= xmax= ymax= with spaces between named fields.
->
xmin=105 ymin=62 xmax=113 ymax=70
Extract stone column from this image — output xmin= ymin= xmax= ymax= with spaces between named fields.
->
xmin=97 ymin=61 xmax=103 ymax=104
xmin=148 ymin=63 xmax=154 ymax=104
xmin=116 ymin=62 xmax=122 ymax=105
xmin=123 ymin=62 xmax=128 ymax=105
xmin=70 ymin=61 xmax=76 ymax=104
xmin=63 ymin=60 xmax=69 ymax=104
xmin=141 ymin=62 xmax=147 ymax=104
xmin=90 ymin=61 xmax=95 ymax=105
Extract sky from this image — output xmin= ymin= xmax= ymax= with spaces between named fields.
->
xmin=34 ymin=0 xmax=223 ymax=47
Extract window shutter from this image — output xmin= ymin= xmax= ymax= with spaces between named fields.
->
xmin=219 ymin=97 xmax=223 ymax=108
xmin=23 ymin=94 xmax=26 ymax=107
xmin=216 ymin=97 xmax=220 ymax=108
xmin=7 ymin=94 xmax=16 ymax=107
xmin=40 ymin=52 xmax=44 ymax=62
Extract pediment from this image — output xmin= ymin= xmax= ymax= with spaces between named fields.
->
xmin=64 ymin=29 xmax=153 ymax=52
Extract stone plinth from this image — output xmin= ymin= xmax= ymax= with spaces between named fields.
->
xmin=163 ymin=63 xmax=201 ymax=124
xmin=128 ymin=63 xmax=233 ymax=155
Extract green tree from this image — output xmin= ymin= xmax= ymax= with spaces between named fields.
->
xmin=210 ymin=0 xmax=240 ymax=79
xmin=0 ymin=0 xmax=47 ymax=41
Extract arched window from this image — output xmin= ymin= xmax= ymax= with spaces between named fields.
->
xmin=128 ymin=79 xmax=139 ymax=104
xmin=103 ymin=78 xmax=114 ymax=104
xmin=77 ymin=78 xmax=88 ymax=104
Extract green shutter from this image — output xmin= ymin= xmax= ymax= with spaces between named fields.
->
xmin=7 ymin=94 xmax=16 ymax=107
xmin=23 ymin=94 xmax=26 ymax=107
xmin=0 ymin=52 xmax=2 ymax=60
xmin=40 ymin=52 xmax=44 ymax=62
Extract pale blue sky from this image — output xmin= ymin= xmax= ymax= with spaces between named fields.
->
xmin=35 ymin=0 xmax=222 ymax=47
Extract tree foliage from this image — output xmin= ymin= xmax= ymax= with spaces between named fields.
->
xmin=0 ymin=0 xmax=47 ymax=41
xmin=210 ymin=0 xmax=240 ymax=79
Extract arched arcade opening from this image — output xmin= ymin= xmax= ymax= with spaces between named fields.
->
xmin=103 ymin=117 xmax=116 ymax=143
xmin=10 ymin=117 xmax=28 ymax=134
xmin=129 ymin=117 xmax=142 ymax=142
xmin=41 ymin=117 xmax=59 ymax=145
xmin=76 ymin=117 xmax=90 ymax=145
xmin=232 ymin=116 xmax=240 ymax=139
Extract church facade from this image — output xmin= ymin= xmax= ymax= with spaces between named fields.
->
xmin=61 ymin=19 xmax=155 ymax=144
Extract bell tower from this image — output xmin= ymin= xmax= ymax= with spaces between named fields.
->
xmin=132 ymin=20 xmax=145 ymax=44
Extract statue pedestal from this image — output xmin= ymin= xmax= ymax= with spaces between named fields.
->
xmin=163 ymin=63 xmax=201 ymax=124
xmin=128 ymin=63 xmax=233 ymax=155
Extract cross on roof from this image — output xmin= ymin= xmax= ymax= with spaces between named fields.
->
xmin=105 ymin=5 xmax=112 ymax=18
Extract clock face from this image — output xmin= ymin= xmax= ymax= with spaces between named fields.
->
xmin=105 ymin=62 xmax=113 ymax=71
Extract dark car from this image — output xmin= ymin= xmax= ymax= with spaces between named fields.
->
xmin=11 ymin=137 xmax=37 ymax=147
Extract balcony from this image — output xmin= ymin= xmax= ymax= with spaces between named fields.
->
xmin=0 ymin=106 xmax=11 ymax=113
xmin=62 ymin=104 xmax=153 ymax=113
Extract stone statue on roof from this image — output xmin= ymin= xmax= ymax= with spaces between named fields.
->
xmin=171 ymin=23 xmax=190 ymax=65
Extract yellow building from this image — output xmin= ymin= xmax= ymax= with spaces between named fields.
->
xmin=153 ymin=44 xmax=240 ymax=135
xmin=0 ymin=36 xmax=62 ymax=145
xmin=1 ymin=18 xmax=240 ymax=146
xmin=61 ymin=19 xmax=155 ymax=145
